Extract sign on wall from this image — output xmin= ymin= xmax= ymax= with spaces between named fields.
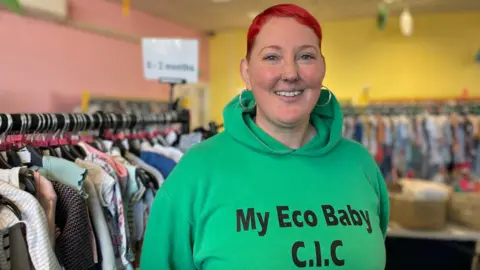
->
xmin=142 ymin=38 xmax=199 ymax=83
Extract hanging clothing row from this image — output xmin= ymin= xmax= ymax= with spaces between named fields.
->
xmin=0 ymin=111 xmax=199 ymax=270
xmin=342 ymin=103 xmax=480 ymax=182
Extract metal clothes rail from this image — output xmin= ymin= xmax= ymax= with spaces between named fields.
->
xmin=0 ymin=110 xmax=191 ymax=134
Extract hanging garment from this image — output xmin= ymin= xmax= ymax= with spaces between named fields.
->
xmin=143 ymin=188 xmax=154 ymax=226
xmin=81 ymin=152 xmax=133 ymax=269
xmin=33 ymin=171 xmax=57 ymax=248
xmin=454 ymin=122 xmax=467 ymax=165
xmin=0 ymin=223 xmax=32 ymax=270
xmin=132 ymin=200 xmax=144 ymax=269
xmin=0 ymin=231 xmax=9 ymax=270
xmin=76 ymin=159 xmax=117 ymax=270
xmin=7 ymin=223 xmax=32 ymax=270
xmin=35 ymin=156 xmax=88 ymax=197
xmin=441 ymin=117 xmax=453 ymax=167
xmin=140 ymin=141 xmax=184 ymax=163
xmin=125 ymin=153 xmax=165 ymax=187
xmin=0 ymin=110 xmax=189 ymax=270
xmin=464 ymin=116 xmax=476 ymax=164
xmin=79 ymin=142 xmax=129 ymax=191
xmin=353 ymin=118 xmax=363 ymax=143
xmin=140 ymin=151 xmax=177 ymax=178
xmin=110 ymin=159 xmax=140 ymax=266
xmin=52 ymin=181 xmax=95 ymax=270
xmin=83 ymin=179 xmax=116 ymax=270
xmin=0 ymin=181 xmax=61 ymax=270
xmin=0 ymin=167 xmax=21 ymax=187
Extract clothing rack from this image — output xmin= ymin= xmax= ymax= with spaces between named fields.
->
xmin=80 ymin=91 xmax=183 ymax=115
xmin=342 ymin=100 xmax=480 ymax=116
xmin=0 ymin=110 xmax=191 ymax=134
xmin=341 ymin=100 xmax=480 ymax=181
xmin=0 ymin=112 xmax=194 ymax=270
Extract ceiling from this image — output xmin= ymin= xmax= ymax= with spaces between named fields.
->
xmin=113 ymin=0 xmax=480 ymax=32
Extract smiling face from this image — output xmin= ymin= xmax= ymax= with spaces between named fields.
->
xmin=240 ymin=16 xmax=326 ymax=127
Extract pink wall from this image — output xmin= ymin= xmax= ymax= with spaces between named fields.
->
xmin=0 ymin=0 xmax=208 ymax=113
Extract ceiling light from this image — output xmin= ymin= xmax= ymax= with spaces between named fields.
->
xmin=399 ymin=7 xmax=413 ymax=37
xmin=211 ymin=0 xmax=231 ymax=3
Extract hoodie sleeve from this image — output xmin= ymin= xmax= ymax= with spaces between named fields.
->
xmin=376 ymin=169 xmax=390 ymax=239
xmin=140 ymin=187 xmax=196 ymax=270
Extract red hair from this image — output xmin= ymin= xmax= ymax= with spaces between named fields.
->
xmin=246 ymin=4 xmax=323 ymax=59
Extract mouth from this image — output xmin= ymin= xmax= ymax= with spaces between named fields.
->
xmin=273 ymin=90 xmax=305 ymax=97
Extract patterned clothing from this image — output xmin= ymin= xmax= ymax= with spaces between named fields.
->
xmin=76 ymin=159 xmax=117 ymax=270
xmin=82 ymin=150 xmax=133 ymax=269
xmin=0 ymin=181 xmax=61 ymax=270
xmin=53 ymin=181 xmax=94 ymax=270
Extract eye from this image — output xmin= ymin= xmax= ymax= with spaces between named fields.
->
xmin=299 ymin=54 xmax=315 ymax=61
xmin=263 ymin=55 xmax=279 ymax=61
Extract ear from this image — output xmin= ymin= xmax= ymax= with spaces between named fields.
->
xmin=240 ymin=58 xmax=252 ymax=90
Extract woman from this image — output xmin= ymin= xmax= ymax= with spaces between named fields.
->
xmin=141 ymin=3 xmax=389 ymax=270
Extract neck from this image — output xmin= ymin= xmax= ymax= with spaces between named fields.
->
xmin=255 ymin=109 xmax=315 ymax=149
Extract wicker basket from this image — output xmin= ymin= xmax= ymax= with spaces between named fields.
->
xmin=389 ymin=193 xmax=448 ymax=230
xmin=449 ymin=192 xmax=480 ymax=230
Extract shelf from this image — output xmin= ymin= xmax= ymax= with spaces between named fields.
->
xmin=388 ymin=222 xmax=480 ymax=241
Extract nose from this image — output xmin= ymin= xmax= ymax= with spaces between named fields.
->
xmin=281 ymin=60 xmax=299 ymax=82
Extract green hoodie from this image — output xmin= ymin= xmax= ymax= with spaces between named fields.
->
xmin=141 ymin=90 xmax=389 ymax=270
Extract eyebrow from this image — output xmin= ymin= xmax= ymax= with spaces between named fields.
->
xmin=258 ymin=45 xmax=319 ymax=56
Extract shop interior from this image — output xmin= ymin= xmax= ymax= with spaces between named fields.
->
xmin=0 ymin=0 xmax=480 ymax=269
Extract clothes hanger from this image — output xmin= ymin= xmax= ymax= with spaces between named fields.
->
xmin=0 ymin=114 xmax=13 ymax=169
xmin=98 ymin=112 xmax=116 ymax=153
xmin=128 ymin=114 xmax=144 ymax=155
xmin=135 ymin=168 xmax=159 ymax=190
xmin=73 ymin=114 xmax=93 ymax=159
xmin=41 ymin=114 xmax=61 ymax=158
xmin=114 ymin=114 xmax=130 ymax=157
xmin=151 ymin=113 xmax=169 ymax=146
xmin=136 ymin=168 xmax=147 ymax=188
xmin=90 ymin=113 xmax=107 ymax=152
xmin=0 ymin=153 xmax=11 ymax=169
xmin=19 ymin=166 xmax=36 ymax=195
xmin=141 ymin=169 xmax=159 ymax=190
xmin=3 ymin=114 xmax=23 ymax=167
xmin=105 ymin=113 xmax=127 ymax=156
xmin=127 ymin=133 xmax=142 ymax=156
xmin=0 ymin=194 xmax=22 ymax=220
xmin=127 ymin=115 xmax=143 ymax=156
xmin=6 ymin=114 xmax=28 ymax=167
xmin=23 ymin=114 xmax=44 ymax=167
xmin=90 ymin=112 xmax=107 ymax=152
xmin=67 ymin=114 xmax=87 ymax=159
xmin=6 ymin=151 xmax=22 ymax=167
xmin=34 ymin=114 xmax=53 ymax=157
xmin=50 ymin=114 xmax=79 ymax=161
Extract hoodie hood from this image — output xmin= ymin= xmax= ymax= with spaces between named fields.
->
xmin=223 ymin=90 xmax=344 ymax=157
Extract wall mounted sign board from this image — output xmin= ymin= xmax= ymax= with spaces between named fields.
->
xmin=142 ymin=38 xmax=199 ymax=83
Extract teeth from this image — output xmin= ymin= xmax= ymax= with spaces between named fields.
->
xmin=274 ymin=91 xmax=303 ymax=97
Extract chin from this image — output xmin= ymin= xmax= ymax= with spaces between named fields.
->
xmin=274 ymin=112 xmax=310 ymax=127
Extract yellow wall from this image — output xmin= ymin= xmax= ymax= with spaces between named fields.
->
xmin=208 ymin=12 xmax=480 ymax=123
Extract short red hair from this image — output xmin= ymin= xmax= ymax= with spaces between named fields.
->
xmin=246 ymin=4 xmax=323 ymax=59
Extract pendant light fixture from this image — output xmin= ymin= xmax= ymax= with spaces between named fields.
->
xmin=377 ymin=3 xmax=388 ymax=30
xmin=399 ymin=7 xmax=413 ymax=37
